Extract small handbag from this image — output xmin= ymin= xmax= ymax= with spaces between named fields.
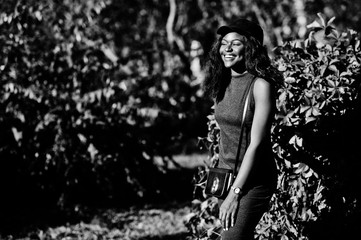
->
xmin=204 ymin=85 xmax=252 ymax=199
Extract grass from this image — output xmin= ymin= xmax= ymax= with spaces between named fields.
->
xmin=1 ymin=202 xmax=193 ymax=240
xmin=57 ymin=204 xmax=189 ymax=239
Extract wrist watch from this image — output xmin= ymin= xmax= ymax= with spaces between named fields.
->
xmin=231 ymin=186 xmax=242 ymax=195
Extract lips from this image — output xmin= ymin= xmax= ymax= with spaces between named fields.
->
xmin=223 ymin=55 xmax=236 ymax=60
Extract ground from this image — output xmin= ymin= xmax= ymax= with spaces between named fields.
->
xmin=0 ymin=154 xmax=206 ymax=240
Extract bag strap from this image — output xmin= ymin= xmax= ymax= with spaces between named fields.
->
xmin=233 ymin=77 xmax=255 ymax=176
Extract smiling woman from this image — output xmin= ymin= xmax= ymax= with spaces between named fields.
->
xmin=203 ymin=18 xmax=283 ymax=240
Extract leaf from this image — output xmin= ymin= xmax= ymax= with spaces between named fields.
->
xmin=101 ymin=44 xmax=118 ymax=63
xmin=305 ymin=116 xmax=317 ymax=124
xmin=327 ymin=16 xmax=336 ymax=26
xmin=200 ymin=200 xmax=209 ymax=211
xmin=320 ymin=65 xmax=327 ymax=76
xmin=300 ymin=105 xmax=310 ymax=113
xmin=329 ymin=59 xmax=339 ymax=65
xmin=281 ymin=234 xmax=289 ymax=240
xmin=292 ymin=60 xmax=305 ymax=67
xmin=317 ymin=12 xmax=326 ymax=27
xmin=306 ymin=20 xmax=322 ymax=29
xmin=278 ymin=64 xmax=287 ymax=72
xmin=311 ymin=106 xmax=321 ymax=116
xmin=284 ymin=77 xmax=296 ymax=83
xmin=340 ymin=71 xmax=352 ymax=77
xmin=11 ymin=127 xmax=23 ymax=142
xmin=289 ymin=135 xmax=303 ymax=150
xmin=77 ymin=133 xmax=87 ymax=143
xmin=87 ymin=143 xmax=98 ymax=162
xmin=328 ymin=65 xmax=338 ymax=74
xmin=327 ymin=79 xmax=336 ymax=87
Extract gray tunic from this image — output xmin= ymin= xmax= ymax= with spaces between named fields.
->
xmin=214 ymin=72 xmax=277 ymax=188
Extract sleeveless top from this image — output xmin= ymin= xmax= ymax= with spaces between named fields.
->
xmin=214 ymin=72 xmax=277 ymax=188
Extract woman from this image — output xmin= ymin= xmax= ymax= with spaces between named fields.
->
xmin=204 ymin=18 xmax=282 ymax=239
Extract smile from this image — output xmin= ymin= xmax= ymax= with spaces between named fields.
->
xmin=223 ymin=55 xmax=236 ymax=60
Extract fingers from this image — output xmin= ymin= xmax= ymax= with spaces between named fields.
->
xmin=227 ymin=212 xmax=237 ymax=230
xmin=221 ymin=213 xmax=228 ymax=230
xmin=230 ymin=211 xmax=236 ymax=228
xmin=225 ymin=214 xmax=230 ymax=231
xmin=219 ymin=210 xmax=227 ymax=230
xmin=220 ymin=210 xmax=237 ymax=231
xmin=220 ymin=212 xmax=232 ymax=231
xmin=219 ymin=201 xmax=239 ymax=231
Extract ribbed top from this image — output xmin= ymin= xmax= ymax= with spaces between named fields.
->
xmin=214 ymin=72 xmax=277 ymax=188
xmin=215 ymin=72 xmax=255 ymax=170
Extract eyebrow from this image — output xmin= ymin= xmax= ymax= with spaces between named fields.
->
xmin=221 ymin=38 xmax=244 ymax=42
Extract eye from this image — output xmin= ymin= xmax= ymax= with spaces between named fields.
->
xmin=232 ymin=41 xmax=242 ymax=46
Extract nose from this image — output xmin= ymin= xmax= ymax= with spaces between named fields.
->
xmin=225 ymin=43 xmax=233 ymax=52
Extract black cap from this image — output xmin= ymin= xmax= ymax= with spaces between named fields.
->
xmin=217 ymin=18 xmax=264 ymax=44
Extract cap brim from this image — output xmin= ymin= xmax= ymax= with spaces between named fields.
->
xmin=216 ymin=26 xmax=234 ymax=36
xmin=217 ymin=26 xmax=249 ymax=37
xmin=216 ymin=19 xmax=264 ymax=44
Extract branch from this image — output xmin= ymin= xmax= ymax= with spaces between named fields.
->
xmin=165 ymin=0 xmax=192 ymax=77
xmin=166 ymin=0 xmax=176 ymax=45
xmin=252 ymin=3 xmax=275 ymax=50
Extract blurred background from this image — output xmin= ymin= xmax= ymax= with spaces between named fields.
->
xmin=0 ymin=0 xmax=360 ymax=239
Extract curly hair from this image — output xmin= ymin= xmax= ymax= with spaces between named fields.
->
xmin=203 ymin=35 xmax=283 ymax=102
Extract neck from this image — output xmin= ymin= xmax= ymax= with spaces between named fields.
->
xmin=231 ymin=69 xmax=247 ymax=77
xmin=231 ymin=63 xmax=247 ymax=76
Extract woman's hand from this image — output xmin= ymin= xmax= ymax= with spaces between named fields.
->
xmin=219 ymin=191 xmax=241 ymax=230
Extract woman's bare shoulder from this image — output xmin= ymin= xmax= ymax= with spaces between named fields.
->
xmin=253 ymin=77 xmax=272 ymax=96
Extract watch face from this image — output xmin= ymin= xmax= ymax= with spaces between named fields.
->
xmin=234 ymin=188 xmax=241 ymax=194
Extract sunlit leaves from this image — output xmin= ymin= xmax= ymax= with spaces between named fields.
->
xmin=266 ymin=13 xmax=361 ymax=240
xmin=275 ymin=26 xmax=360 ymax=127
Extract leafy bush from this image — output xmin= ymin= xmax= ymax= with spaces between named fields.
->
xmin=186 ymin=14 xmax=361 ymax=240
xmin=0 ymin=0 xmax=209 ymax=211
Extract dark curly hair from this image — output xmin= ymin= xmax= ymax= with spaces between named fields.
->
xmin=203 ymin=35 xmax=283 ymax=102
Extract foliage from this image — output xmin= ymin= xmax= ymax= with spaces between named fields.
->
xmin=0 ymin=0 xmax=208 ymax=210
xmin=187 ymin=14 xmax=361 ymax=240
xmin=260 ymin=13 xmax=361 ymax=240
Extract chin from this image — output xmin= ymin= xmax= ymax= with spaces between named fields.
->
xmin=223 ymin=63 xmax=234 ymax=68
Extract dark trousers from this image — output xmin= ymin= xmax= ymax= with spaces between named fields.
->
xmin=218 ymin=184 xmax=274 ymax=240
